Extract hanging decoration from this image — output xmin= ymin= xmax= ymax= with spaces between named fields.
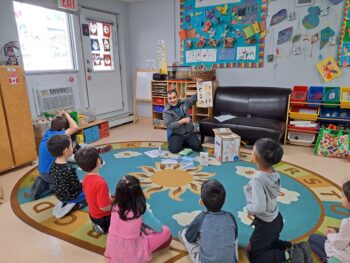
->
xmin=337 ymin=0 xmax=350 ymax=67
xmin=302 ymin=6 xmax=321 ymax=29
xmin=320 ymin=27 xmax=335 ymax=49
xmin=180 ymin=0 xmax=268 ymax=68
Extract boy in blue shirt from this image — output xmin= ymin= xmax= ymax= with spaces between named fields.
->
xmin=178 ymin=179 xmax=238 ymax=263
xmin=31 ymin=110 xmax=79 ymax=200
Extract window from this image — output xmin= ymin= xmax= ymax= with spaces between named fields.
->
xmin=13 ymin=2 xmax=75 ymax=71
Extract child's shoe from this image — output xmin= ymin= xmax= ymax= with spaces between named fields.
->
xmin=53 ymin=201 xmax=76 ymax=219
xmin=92 ymin=222 xmax=105 ymax=234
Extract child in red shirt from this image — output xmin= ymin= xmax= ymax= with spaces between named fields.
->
xmin=75 ymin=147 xmax=112 ymax=234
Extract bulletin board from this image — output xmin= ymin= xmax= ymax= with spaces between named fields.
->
xmin=180 ymin=0 xmax=268 ymax=68
xmin=338 ymin=0 xmax=350 ymax=67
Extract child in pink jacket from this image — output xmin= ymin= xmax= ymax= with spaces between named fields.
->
xmin=309 ymin=180 xmax=350 ymax=263
xmin=104 ymin=175 xmax=172 ymax=263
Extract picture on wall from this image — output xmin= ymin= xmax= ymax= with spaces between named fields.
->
xmin=180 ymin=0 xmax=268 ymax=68
xmin=296 ymin=0 xmax=314 ymax=7
xmin=316 ymin=56 xmax=342 ymax=83
xmin=338 ymin=0 xmax=350 ymax=67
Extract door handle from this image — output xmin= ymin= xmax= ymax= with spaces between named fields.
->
xmin=87 ymin=68 xmax=92 ymax=73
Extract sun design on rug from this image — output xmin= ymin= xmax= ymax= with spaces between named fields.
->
xmin=129 ymin=162 xmax=215 ymax=201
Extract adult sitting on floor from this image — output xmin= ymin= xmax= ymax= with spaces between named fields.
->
xmin=163 ymin=89 xmax=202 ymax=154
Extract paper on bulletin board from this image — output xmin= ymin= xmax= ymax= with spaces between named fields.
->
xmin=197 ymin=81 xmax=213 ymax=108
xmin=195 ymin=0 xmax=241 ymax=8
xmin=186 ymin=49 xmax=217 ymax=63
xmin=217 ymin=48 xmax=235 ymax=61
xmin=236 ymin=46 xmax=256 ymax=60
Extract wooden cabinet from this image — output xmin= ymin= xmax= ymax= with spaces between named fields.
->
xmin=151 ymin=80 xmax=215 ymax=129
xmin=0 ymin=66 xmax=37 ymax=172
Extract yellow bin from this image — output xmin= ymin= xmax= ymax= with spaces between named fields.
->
xmin=340 ymin=87 xmax=350 ymax=108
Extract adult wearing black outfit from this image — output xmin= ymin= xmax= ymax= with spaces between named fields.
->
xmin=162 ymin=89 xmax=202 ymax=153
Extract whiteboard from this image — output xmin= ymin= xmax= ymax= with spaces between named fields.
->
xmin=135 ymin=71 xmax=156 ymax=101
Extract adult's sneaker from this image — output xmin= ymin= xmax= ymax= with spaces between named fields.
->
xmin=296 ymin=242 xmax=314 ymax=263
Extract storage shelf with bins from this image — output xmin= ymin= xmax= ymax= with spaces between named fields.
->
xmin=76 ymin=119 xmax=110 ymax=144
xmin=151 ymin=80 xmax=215 ymax=129
xmin=285 ymin=86 xmax=350 ymax=147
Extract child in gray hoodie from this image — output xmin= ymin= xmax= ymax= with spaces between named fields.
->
xmin=244 ymin=138 xmax=310 ymax=263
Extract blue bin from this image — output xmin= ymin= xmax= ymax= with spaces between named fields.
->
xmin=320 ymin=107 xmax=350 ymax=120
xmin=153 ymin=105 xmax=164 ymax=113
xmin=307 ymin=86 xmax=324 ymax=106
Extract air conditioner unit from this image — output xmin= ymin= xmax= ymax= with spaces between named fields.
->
xmin=34 ymin=86 xmax=76 ymax=115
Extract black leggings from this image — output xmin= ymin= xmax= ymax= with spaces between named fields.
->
xmin=248 ymin=213 xmax=292 ymax=263
xmin=90 ymin=214 xmax=111 ymax=233
xmin=168 ymin=133 xmax=202 ymax=153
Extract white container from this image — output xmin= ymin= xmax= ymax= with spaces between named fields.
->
xmin=199 ymin=152 xmax=209 ymax=166
xmin=288 ymin=131 xmax=315 ymax=146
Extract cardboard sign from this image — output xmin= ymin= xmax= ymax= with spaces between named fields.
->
xmin=58 ymin=0 xmax=78 ymax=11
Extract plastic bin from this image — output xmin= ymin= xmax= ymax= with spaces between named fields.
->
xmin=320 ymin=107 xmax=350 ymax=120
xmin=340 ymin=87 xmax=350 ymax=109
xmin=307 ymin=86 xmax=323 ymax=105
xmin=291 ymin=86 xmax=308 ymax=102
xmin=153 ymin=105 xmax=164 ymax=113
xmin=323 ymin=87 xmax=340 ymax=106
xmin=153 ymin=97 xmax=165 ymax=105
xmin=289 ymin=106 xmax=319 ymax=121
xmin=288 ymin=122 xmax=319 ymax=133
xmin=288 ymin=131 xmax=315 ymax=146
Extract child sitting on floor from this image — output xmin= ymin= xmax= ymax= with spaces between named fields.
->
xmin=178 ymin=179 xmax=238 ymax=263
xmin=309 ymin=180 xmax=350 ymax=263
xmin=244 ymin=138 xmax=312 ymax=263
xmin=75 ymin=147 xmax=112 ymax=234
xmin=31 ymin=110 xmax=79 ymax=200
xmin=105 ymin=175 xmax=172 ymax=263
xmin=47 ymin=134 xmax=86 ymax=218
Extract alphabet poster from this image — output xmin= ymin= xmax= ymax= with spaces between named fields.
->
xmin=180 ymin=0 xmax=267 ymax=68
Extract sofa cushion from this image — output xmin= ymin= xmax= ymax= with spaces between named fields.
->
xmin=214 ymin=87 xmax=290 ymax=121
xmin=200 ymin=117 xmax=286 ymax=142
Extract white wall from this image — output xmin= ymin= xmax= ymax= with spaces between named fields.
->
xmin=0 ymin=0 xmax=133 ymax=119
xmin=128 ymin=0 xmax=350 ymax=116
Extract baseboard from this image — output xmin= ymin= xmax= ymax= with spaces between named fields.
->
xmin=106 ymin=114 xmax=134 ymax=128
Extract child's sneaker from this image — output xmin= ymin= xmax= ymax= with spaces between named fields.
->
xmin=296 ymin=242 xmax=313 ymax=263
xmin=92 ymin=222 xmax=105 ymax=234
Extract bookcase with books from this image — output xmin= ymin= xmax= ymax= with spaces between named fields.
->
xmin=285 ymin=86 xmax=350 ymax=147
xmin=151 ymin=80 xmax=215 ymax=129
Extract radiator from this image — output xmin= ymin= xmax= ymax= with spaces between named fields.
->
xmin=34 ymin=87 xmax=75 ymax=114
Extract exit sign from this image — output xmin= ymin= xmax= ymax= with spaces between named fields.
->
xmin=58 ymin=0 xmax=78 ymax=11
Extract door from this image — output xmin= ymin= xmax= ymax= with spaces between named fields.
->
xmin=80 ymin=8 xmax=124 ymax=117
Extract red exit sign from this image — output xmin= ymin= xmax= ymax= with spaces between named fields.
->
xmin=58 ymin=0 xmax=78 ymax=11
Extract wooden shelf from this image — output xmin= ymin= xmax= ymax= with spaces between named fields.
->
xmin=318 ymin=117 xmax=350 ymax=122
xmin=79 ymin=119 xmax=107 ymax=130
xmin=151 ymin=80 xmax=216 ymax=128
xmin=290 ymin=101 xmax=340 ymax=106
xmin=195 ymin=113 xmax=209 ymax=117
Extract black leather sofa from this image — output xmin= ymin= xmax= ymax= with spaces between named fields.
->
xmin=199 ymin=86 xmax=291 ymax=144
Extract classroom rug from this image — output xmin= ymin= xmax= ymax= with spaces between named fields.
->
xmin=11 ymin=141 xmax=344 ymax=262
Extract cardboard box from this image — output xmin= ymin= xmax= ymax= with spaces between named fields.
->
xmin=213 ymin=128 xmax=240 ymax=162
